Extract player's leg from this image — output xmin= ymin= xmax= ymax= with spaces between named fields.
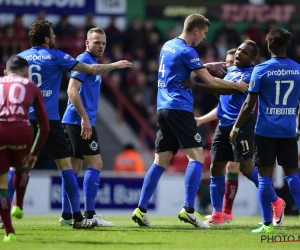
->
xmin=0 ymin=151 xmax=16 ymax=242
xmin=132 ymin=110 xmax=175 ymax=226
xmin=44 ymin=121 xmax=94 ymax=229
xmin=279 ymin=138 xmax=300 ymax=222
xmin=205 ymin=125 xmax=232 ymax=225
xmin=161 ymin=110 xmax=207 ymax=228
xmin=251 ymin=135 xmax=278 ymax=233
xmin=222 ymin=161 xmax=239 ymax=221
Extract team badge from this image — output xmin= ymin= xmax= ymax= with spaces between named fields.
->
xmin=194 ymin=133 xmax=202 ymax=143
xmin=249 ymin=81 xmax=254 ymax=87
xmin=89 ymin=141 xmax=98 ymax=151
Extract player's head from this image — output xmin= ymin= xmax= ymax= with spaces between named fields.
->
xmin=234 ymin=40 xmax=259 ymax=68
xmin=225 ymin=48 xmax=237 ymax=68
xmin=86 ymin=27 xmax=107 ymax=59
xmin=28 ymin=20 xmax=56 ymax=48
xmin=266 ymin=28 xmax=291 ymax=56
xmin=182 ymin=14 xmax=210 ymax=47
xmin=4 ymin=55 xmax=28 ymax=77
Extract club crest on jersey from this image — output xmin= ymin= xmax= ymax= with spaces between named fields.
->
xmin=89 ymin=141 xmax=98 ymax=151
xmin=249 ymin=81 xmax=254 ymax=87
xmin=194 ymin=133 xmax=202 ymax=143
xmin=73 ymin=71 xmax=80 ymax=76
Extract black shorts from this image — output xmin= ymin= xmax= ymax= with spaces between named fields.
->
xmin=31 ymin=120 xmax=72 ymax=160
xmin=211 ymin=114 xmax=255 ymax=163
xmin=155 ymin=109 xmax=202 ymax=154
xmin=63 ymin=124 xmax=100 ymax=159
xmin=253 ymin=134 xmax=299 ymax=168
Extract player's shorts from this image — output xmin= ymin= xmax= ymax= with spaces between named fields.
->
xmin=0 ymin=122 xmax=33 ymax=173
xmin=155 ymin=109 xmax=202 ymax=155
xmin=253 ymin=134 xmax=299 ymax=168
xmin=63 ymin=124 xmax=100 ymax=159
xmin=31 ymin=120 xmax=72 ymax=160
xmin=211 ymin=114 xmax=255 ymax=163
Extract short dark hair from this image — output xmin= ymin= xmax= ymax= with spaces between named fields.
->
xmin=266 ymin=28 xmax=291 ymax=54
xmin=227 ymin=48 xmax=237 ymax=55
xmin=6 ymin=55 xmax=28 ymax=72
xmin=244 ymin=39 xmax=259 ymax=58
xmin=183 ymin=14 xmax=210 ymax=32
xmin=28 ymin=20 xmax=53 ymax=46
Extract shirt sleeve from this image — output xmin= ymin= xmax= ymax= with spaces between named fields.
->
xmin=249 ymin=65 xmax=263 ymax=93
xmin=181 ymin=47 xmax=205 ymax=71
xmin=31 ymin=84 xmax=50 ymax=156
xmin=55 ymin=50 xmax=79 ymax=71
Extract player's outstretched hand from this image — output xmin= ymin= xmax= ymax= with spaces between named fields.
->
xmin=204 ymin=61 xmax=227 ymax=70
xmin=229 ymin=130 xmax=237 ymax=146
xmin=115 ymin=60 xmax=132 ymax=69
xmin=180 ymin=79 xmax=197 ymax=90
xmin=194 ymin=117 xmax=203 ymax=127
xmin=237 ymin=74 xmax=248 ymax=93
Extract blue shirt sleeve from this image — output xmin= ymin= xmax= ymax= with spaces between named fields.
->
xmin=55 ymin=50 xmax=78 ymax=71
xmin=249 ymin=65 xmax=263 ymax=93
xmin=181 ymin=47 xmax=205 ymax=71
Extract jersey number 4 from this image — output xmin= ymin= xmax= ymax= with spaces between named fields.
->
xmin=275 ymin=80 xmax=294 ymax=105
xmin=159 ymin=54 xmax=165 ymax=77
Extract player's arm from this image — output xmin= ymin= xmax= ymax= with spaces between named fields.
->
xmin=30 ymin=87 xmax=50 ymax=168
xmin=195 ymin=108 xmax=218 ymax=127
xmin=181 ymin=78 xmax=241 ymax=95
xmin=73 ymin=60 xmax=132 ymax=74
xmin=193 ymin=68 xmax=248 ymax=93
xmin=67 ymin=78 xmax=92 ymax=140
xmin=297 ymin=102 xmax=300 ymax=141
xmin=229 ymin=92 xmax=258 ymax=145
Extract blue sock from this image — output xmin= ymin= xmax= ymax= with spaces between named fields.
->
xmin=83 ymin=168 xmax=100 ymax=212
xmin=61 ymin=169 xmax=80 ymax=213
xmin=62 ymin=172 xmax=78 ymax=213
xmin=8 ymin=169 xmax=15 ymax=203
xmin=284 ymin=173 xmax=300 ymax=209
xmin=248 ymin=168 xmax=258 ymax=187
xmin=210 ymin=174 xmax=225 ymax=212
xmin=138 ymin=164 xmax=165 ymax=210
xmin=184 ymin=161 xmax=203 ymax=209
xmin=258 ymin=177 xmax=273 ymax=223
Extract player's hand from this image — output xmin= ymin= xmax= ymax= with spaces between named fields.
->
xmin=205 ymin=61 xmax=227 ymax=70
xmin=195 ymin=117 xmax=203 ymax=126
xmin=180 ymin=79 xmax=197 ymax=90
xmin=81 ymin=118 xmax=92 ymax=140
xmin=237 ymin=74 xmax=248 ymax=93
xmin=115 ymin=60 xmax=132 ymax=69
xmin=26 ymin=154 xmax=37 ymax=170
xmin=229 ymin=130 xmax=238 ymax=146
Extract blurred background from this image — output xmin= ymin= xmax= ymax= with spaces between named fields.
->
xmin=1 ymin=0 xmax=300 ymax=216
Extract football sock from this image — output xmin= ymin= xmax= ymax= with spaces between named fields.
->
xmin=13 ymin=170 xmax=29 ymax=209
xmin=223 ymin=173 xmax=238 ymax=214
xmin=138 ymin=164 xmax=165 ymax=210
xmin=60 ymin=169 xmax=81 ymax=215
xmin=62 ymin=172 xmax=78 ymax=217
xmin=83 ymin=168 xmax=100 ymax=214
xmin=184 ymin=161 xmax=203 ymax=209
xmin=0 ymin=190 xmax=14 ymax=235
xmin=8 ymin=169 xmax=15 ymax=202
xmin=210 ymin=174 xmax=225 ymax=212
xmin=248 ymin=168 xmax=258 ymax=187
xmin=284 ymin=173 xmax=300 ymax=209
xmin=258 ymin=177 xmax=273 ymax=223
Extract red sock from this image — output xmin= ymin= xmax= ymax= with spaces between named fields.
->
xmin=0 ymin=195 xmax=14 ymax=235
xmin=13 ymin=171 xmax=29 ymax=209
xmin=222 ymin=173 xmax=238 ymax=214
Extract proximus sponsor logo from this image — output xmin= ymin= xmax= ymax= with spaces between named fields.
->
xmin=267 ymin=69 xmax=300 ymax=77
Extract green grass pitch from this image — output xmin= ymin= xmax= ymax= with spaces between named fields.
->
xmin=0 ymin=215 xmax=300 ymax=250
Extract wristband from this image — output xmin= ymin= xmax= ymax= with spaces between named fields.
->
xmin=297 ymin=129 xmax=300 ymax=134
xmin=232 ymin=126 xmax=240 ymax=132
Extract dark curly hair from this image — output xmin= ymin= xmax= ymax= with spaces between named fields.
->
xmin=28 ymin=20 xmax=52 ymax=46
xmin=266 ymin=28 xmax=291 ymax=54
